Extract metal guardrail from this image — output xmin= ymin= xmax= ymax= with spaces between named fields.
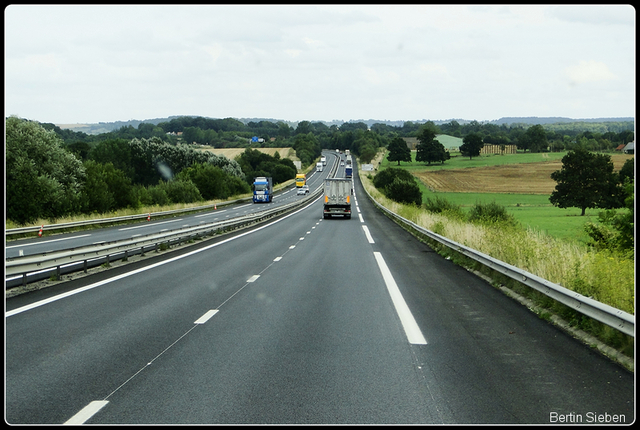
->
xmin=6 ymin=184 xmax=325 ymax=286
xmin=361 ymin=176 xmax=635 ymax=338
xmin=5 ymin=197 xmax=252 ymax=238
xmin=5 ymin=154 xmax=338 ymax=288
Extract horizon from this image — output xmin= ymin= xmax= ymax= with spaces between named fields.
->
xmin=6 ymin=5 xmax=634 ymax=125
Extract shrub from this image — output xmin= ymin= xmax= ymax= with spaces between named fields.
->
xmin=468 ymin=201 xmax=517 ymax=226
xmin=158 ymin=179 xmax=203 ymax=204
xmin=372 ymin=167 xmax=415 ymax=189
xmin=424 ymin=196 xmax=465 ymax=219
xmin=384 ymin=177 xmax=422 ymax=206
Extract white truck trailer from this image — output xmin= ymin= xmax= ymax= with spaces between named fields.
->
xmin=323 ymin=178 xmax=352 ymax=219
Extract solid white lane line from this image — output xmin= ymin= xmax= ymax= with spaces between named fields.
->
xmin=274 ymin=257 xmax=282 ymax=261
xmin=63 ymin=400 xmax=109 ymax=425
xmin=6 ymin=234 xmax=92 ymax=249
xmin=195 ymin=210 xmax=226 ymax=217
xmin=194 ymin=309 xmax=219 ymax=324
xmin=373 ymin=252 xmax=427 ymax=345
xmin=362 ymin=225 xmax=375 ymax=244
xmin=118 ymin=219 xmax=183 ymax=231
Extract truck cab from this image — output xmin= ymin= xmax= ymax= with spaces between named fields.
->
xmin=252 ymin=176 xmax=273 ymax=203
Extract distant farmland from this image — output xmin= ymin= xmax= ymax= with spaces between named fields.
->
xmin=413 ymin=153 xmax=633 ymax=195
xmin=195 ymin=146 xmax=299 ymax=161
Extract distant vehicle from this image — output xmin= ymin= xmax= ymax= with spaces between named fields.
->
xmin=346 ymin=154 xmax=352 ymax=166
xmin=295 ymin=173 xmax=306 ymax=187
xmin=297 ymin=185 xmax=310 ymax=195
xmin=321 ymin=155 xmax=327 ymax=166
xmin=336 ymin=149 xmax=340 ymax=153
xmin=340 ymin=161 xmax=345 ymax=166
xmin=323 ymin=178 xmax=351 ymax=219
xmin=345 ymin=165 xmax=352 ymax=178
xmin=345 ymin=149 xmax=350 ymax=156
xmin=252 ymin=176 xmax=273 ymax=203
xmin=316 ymin=162 xmax=323 ymax=172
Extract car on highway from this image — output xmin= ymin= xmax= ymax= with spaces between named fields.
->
xmin=340 ymin=161 xmax=345 ymax=166
xmin=297 ymin=185 xmax=310 ymax=195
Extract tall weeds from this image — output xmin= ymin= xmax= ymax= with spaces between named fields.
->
xmin=361 ymin=172 xmax=634 ymax=315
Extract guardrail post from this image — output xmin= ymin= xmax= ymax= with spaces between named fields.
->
xmin=83 ymin=259 xmax=88 ymax=273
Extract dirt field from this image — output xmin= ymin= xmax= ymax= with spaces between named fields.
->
xmin=195 ymin=146 xmax=298 ymax=161
xmin=414 ymin=154 xmax=634 ymax=194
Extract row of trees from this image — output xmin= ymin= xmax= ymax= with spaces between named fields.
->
xmin=44 ymin=116 xmax=633 ymax=172
xmin=6 ymin=117 xmax=260 ymax=225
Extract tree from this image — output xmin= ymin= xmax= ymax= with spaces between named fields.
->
xmin=6 ymin=116 xmax=86 ymax=224
xmin=415 ymin=125 xmax=448 ymax=165
xmin=549 ymin=148 xmax=620 ymax=216
xmin=387 ymin=137 xmax=411 ymax=165
xmin=460 ymin=132 xmax=484 ymax=159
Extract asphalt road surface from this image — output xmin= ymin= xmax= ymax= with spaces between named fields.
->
xmin=5 ymin=166 xmax=634 ymax=424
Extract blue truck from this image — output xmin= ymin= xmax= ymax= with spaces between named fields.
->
xmin=345 ymin=165 xmax=352 ymax=178
xmin=252 ymin=176 xmax=273 ymax=203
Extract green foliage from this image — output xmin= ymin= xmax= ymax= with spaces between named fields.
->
xmin=460 ymin=132 xmax=484 ymax=159
xmin=373 ymin=167 xmax=421 ymax=205
xmin=550 ymin=148 xmax=620 ymax=216
xmin=386 ymin=137 xmax=411 ymax=165
xmin=292 ymin=133 xmax=321 ymax=167
xmin=416 ymin=123 xmax=449 ymax=165
xmin=384 ymin=177 xmax=422 ymax=206
xmin=236 ymin=148 xmax=296 ymax=184
xmin=6 ymin=116 xmax=86 ymax=224
xmin=423 ymin=196 xmax=465 ymax=219
xmin=81 ymin=160 xmax=136 ymax=213
xmin=158 ymin=179 xmax=203 ymax=204
xmin=467 ymin=201 xmax=518 ymax=226
xmin=584 ymin=181 xmax=634 ymax=253
xmin=177 ymin=162 xmax=250 ymax=200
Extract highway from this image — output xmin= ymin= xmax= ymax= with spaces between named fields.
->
xmin=5 ymin=155 xmax=634 ymax=424
xmin=5 ymin=151 xmax=337 ymax=260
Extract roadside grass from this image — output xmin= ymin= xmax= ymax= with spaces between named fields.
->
xmin=363 ymin=151 xmax=634 ymax=358
xmin=382 ymin=150 xmax=601 ymax=244
xmin=361 ymin=169 xmax=634 ymax=357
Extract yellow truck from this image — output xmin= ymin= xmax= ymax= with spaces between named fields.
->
xmin=295 ymin=173 xmax=306 ymax=188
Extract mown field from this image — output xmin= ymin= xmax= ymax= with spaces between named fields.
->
xmin=379 ymin=151 xmax=634 ymax=243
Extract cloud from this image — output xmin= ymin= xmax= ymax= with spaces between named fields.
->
xmin=565 ymin=60 xmax=618 ymax=85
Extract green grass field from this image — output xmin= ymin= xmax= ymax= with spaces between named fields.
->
xmin=379 ymin=149 xmax=600 ymax=243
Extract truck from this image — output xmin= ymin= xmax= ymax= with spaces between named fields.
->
xmin=320 ymin=155 xmax=327 ymax=166
xmin=295 ymin=173 xmax=306 ymax=188
xmin=316 ymin=162 xmax=323 ymax=172
xmin=345 ymin=165 xmax=352 ymax=178
xmin=323 ymin=178 xmax=352 ymax=219
xmin=252 ymin=176 xmax=273 ymax=203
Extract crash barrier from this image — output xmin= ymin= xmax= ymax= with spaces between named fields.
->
xmin=6 ymin=184 xmax=325 ymax=289
xmin=5 ymin=198 xmax=251 ymax=239
xmin=361 ymin=179 xmax=634 ymax=338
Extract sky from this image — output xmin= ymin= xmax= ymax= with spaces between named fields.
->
xmin=4 ymin=4 xmax=636 ymax=125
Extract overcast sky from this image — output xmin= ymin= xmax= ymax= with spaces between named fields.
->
xmin=4 ymin=4 xmax=635 ymax=125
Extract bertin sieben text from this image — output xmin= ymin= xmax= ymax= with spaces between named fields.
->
xmin=550 ymin=411 xmax=626 ymax=423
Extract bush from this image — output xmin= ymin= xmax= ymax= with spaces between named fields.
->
xmin=158 ymin=179 xmax=203 ymax=204
xmin=384 ymin=177 xmax=422 ymax=206
xmin=373 ymin=167 xmax=422 ymax=206
xmin=372 ymin=167 xmax=415 ymax=189
xmin=467 ymin=201 xmax=517 ymax=226
xmin=424 ymin=196 xmax=465 ymax=219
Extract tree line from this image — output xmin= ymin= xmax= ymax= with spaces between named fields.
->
xmin=6 ymin=117 xmax=298 ymax=225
